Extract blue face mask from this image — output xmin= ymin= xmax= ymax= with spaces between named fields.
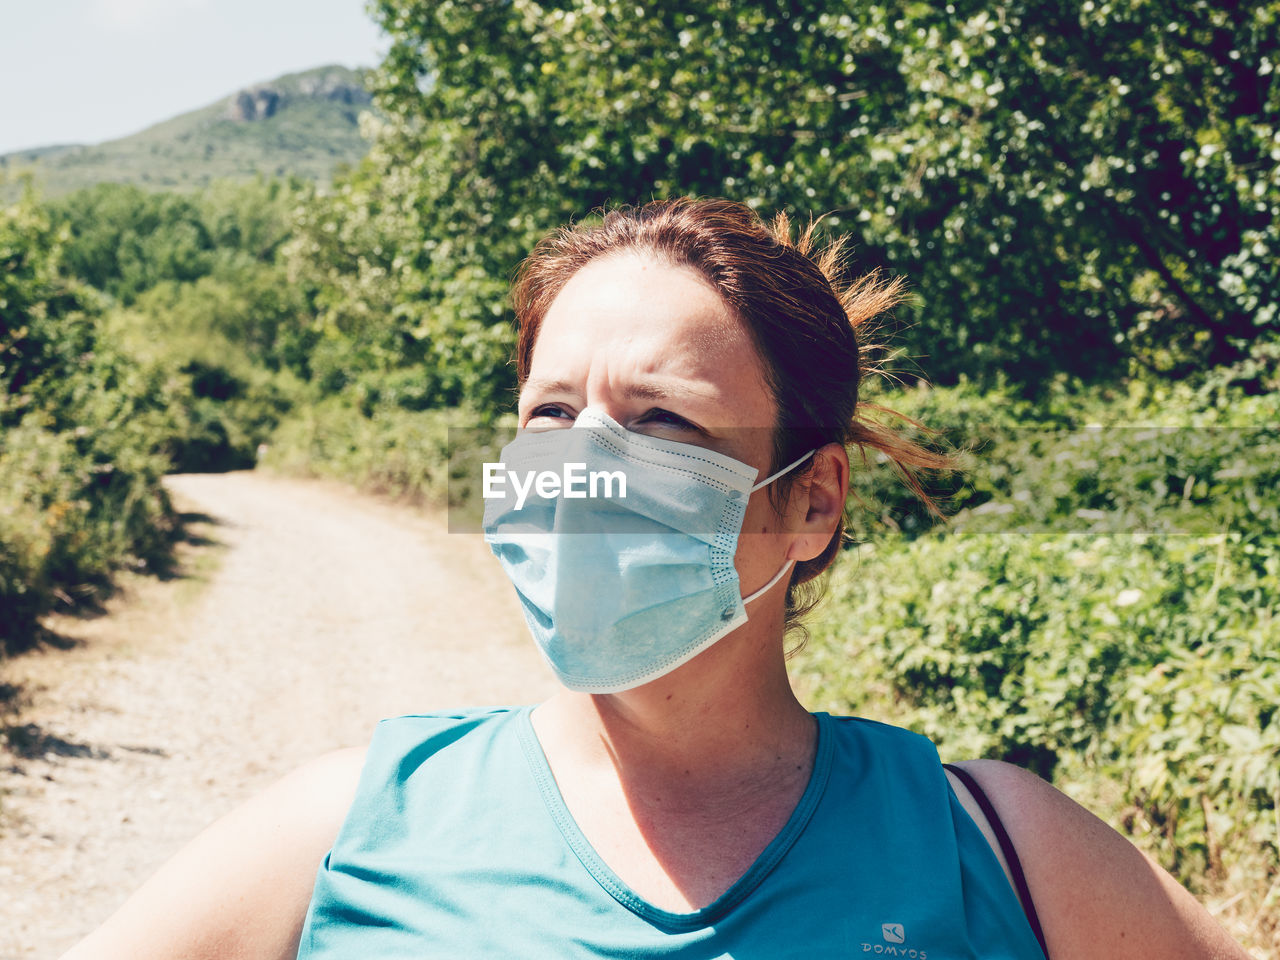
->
xmin=482 ymin=409 xmax=814 ymax=693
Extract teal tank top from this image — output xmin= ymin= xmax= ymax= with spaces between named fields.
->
xmin=297 ymin=707 xmax=1047 ymax=959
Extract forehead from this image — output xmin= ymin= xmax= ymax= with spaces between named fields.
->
xmin=525 ymin=252 xmax=774 ymax=426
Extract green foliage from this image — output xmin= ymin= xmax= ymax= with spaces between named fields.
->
xmin=157 ymin=357 xmax=297 ymax=474
xmin=800 ymin=529 xmax=1279 ymax=898
xmin=847 ymin=372 xmax=1280 ymax=540
xmin=796 ymin=378 xmax=1280 ymax=909
xmin=1120 ymin=603 xmax=1280 ymax=882
xmin=282 ymin=154 xmax=516 ymax=418
xmin=198 ymin=177 xmax=310 ymax=264
xmin=260 ymin=398 xmax=500 ymax=506
xmin=0 ymin=193 xmax=176 ymax=648
xmin=845 ymin=373 xmax=1077 ymax=539
xmin=351 ymin=0 xmax=1279 ymax=398
xmin=46 ymin=178 xmax=312 ymax=307
xmin=60 ymin=179 xmax=317 ymax=473
xmin=44 ymin=184 xmax=215 ymax=305
xmin=0 ymin=191 xmax=95 ymax=408
xmin=0 ymin=178 xmax=313 ymax=647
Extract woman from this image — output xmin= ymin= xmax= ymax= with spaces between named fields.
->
xmin=64 ymin=198 xmax=1249 ymax=959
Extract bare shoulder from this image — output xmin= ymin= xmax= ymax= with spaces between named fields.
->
xmin=952 ymin=759 xmax=1251 ymax=960
xmin=61 ymin=746 xmax=367 ymax=960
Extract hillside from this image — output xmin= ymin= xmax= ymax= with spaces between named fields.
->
xmin=0 ymin=65 xmax=372 ymax=198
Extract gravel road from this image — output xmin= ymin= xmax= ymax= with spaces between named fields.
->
xmin=0 ymin=471 xmax=556 ymax=960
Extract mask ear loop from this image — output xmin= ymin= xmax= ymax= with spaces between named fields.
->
xmin=740 ymin=448 xmax=817 ymax=606
xmin=742 ymin=558 xmax=794 ymax=605
xmin=749 ymin=449 xmax=817 ymax=492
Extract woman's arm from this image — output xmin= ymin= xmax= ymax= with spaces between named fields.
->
xmin=60 ymin=746 xmax=366 ymax=960
xmin=953 ymin=759 xmax=1252 ymax=960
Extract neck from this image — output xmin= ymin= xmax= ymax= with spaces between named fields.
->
xmin=533 ymin=612 xmax=815 ymax=806
xmin=528 ymin=613 xmax=819 ymax=912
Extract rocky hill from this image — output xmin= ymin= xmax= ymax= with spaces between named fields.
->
xmin=0 ymin=65 xmax=372 ymax=197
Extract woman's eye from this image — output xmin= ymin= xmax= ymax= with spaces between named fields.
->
xmin=525 ymin=404 xmax=574 ymax=426
xmin=639 ymin=409 xmax=695 ymax=430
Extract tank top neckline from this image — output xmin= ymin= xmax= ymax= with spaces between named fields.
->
xmin=515 ymin=706 xmax=837 ymax=930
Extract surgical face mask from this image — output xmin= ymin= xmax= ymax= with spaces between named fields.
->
xmin=482 ymin=409 xmax=814 ymax=693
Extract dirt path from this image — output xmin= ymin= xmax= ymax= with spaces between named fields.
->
xmin=0 ymin=471 xmax=556 ymax=960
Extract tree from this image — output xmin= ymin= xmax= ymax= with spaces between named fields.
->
xmin=0 ymin=191 xmax=97 ymax=425
xmin=324 ymin=0 xmax=1278 ymax=402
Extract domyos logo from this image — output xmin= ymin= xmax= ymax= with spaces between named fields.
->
xmin=860 ymin=922 xmax=927 ymax=958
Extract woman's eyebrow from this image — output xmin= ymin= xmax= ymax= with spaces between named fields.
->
xmin=522 ymin=377 xmax=720 ymax=403
xmin=521 ymin=377 xmax=581 ymax=398
xmin=621 ymin=381 xmax=711 ymax=402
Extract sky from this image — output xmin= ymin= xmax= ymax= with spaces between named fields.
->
xmin=0 ymin=0 xmax=387 ymax=155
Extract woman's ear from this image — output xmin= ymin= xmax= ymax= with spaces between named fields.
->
xmin=788 ymin=443 xmax=848 ymax=563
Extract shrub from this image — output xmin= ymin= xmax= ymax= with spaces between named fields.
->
xmin=796 ymin=377 xmax=1280 ymax=914
xmin=0 ymin=191 xmax=177 ymax=650
xmin=260 ymin=397 xmax=508 ymax=508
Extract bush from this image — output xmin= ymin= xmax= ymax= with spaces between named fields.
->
xmin=261 ymin=397 xmax=508 ymax=508
xmin=0 ymin=190 xmax=177 ymax=650
xmin=798 ymin=529 xmax=1278 ymax=898
xmin=796 ymin=377 xmax=1280 ymax=917
xmin=846 ymin=374 xmax=1280 ymax=541
xmin=0 ymin=404 xmax=175 ymax=651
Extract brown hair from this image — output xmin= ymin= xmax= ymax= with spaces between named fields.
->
xmin=511 ymin=197 xmax=959 ymax=632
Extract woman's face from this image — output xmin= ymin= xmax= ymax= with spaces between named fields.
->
xmin=518 ymin=252 xmax=799 ymax=596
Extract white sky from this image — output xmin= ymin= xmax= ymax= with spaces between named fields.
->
xmin=0 ymin=0 xmax=387 ymax=154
